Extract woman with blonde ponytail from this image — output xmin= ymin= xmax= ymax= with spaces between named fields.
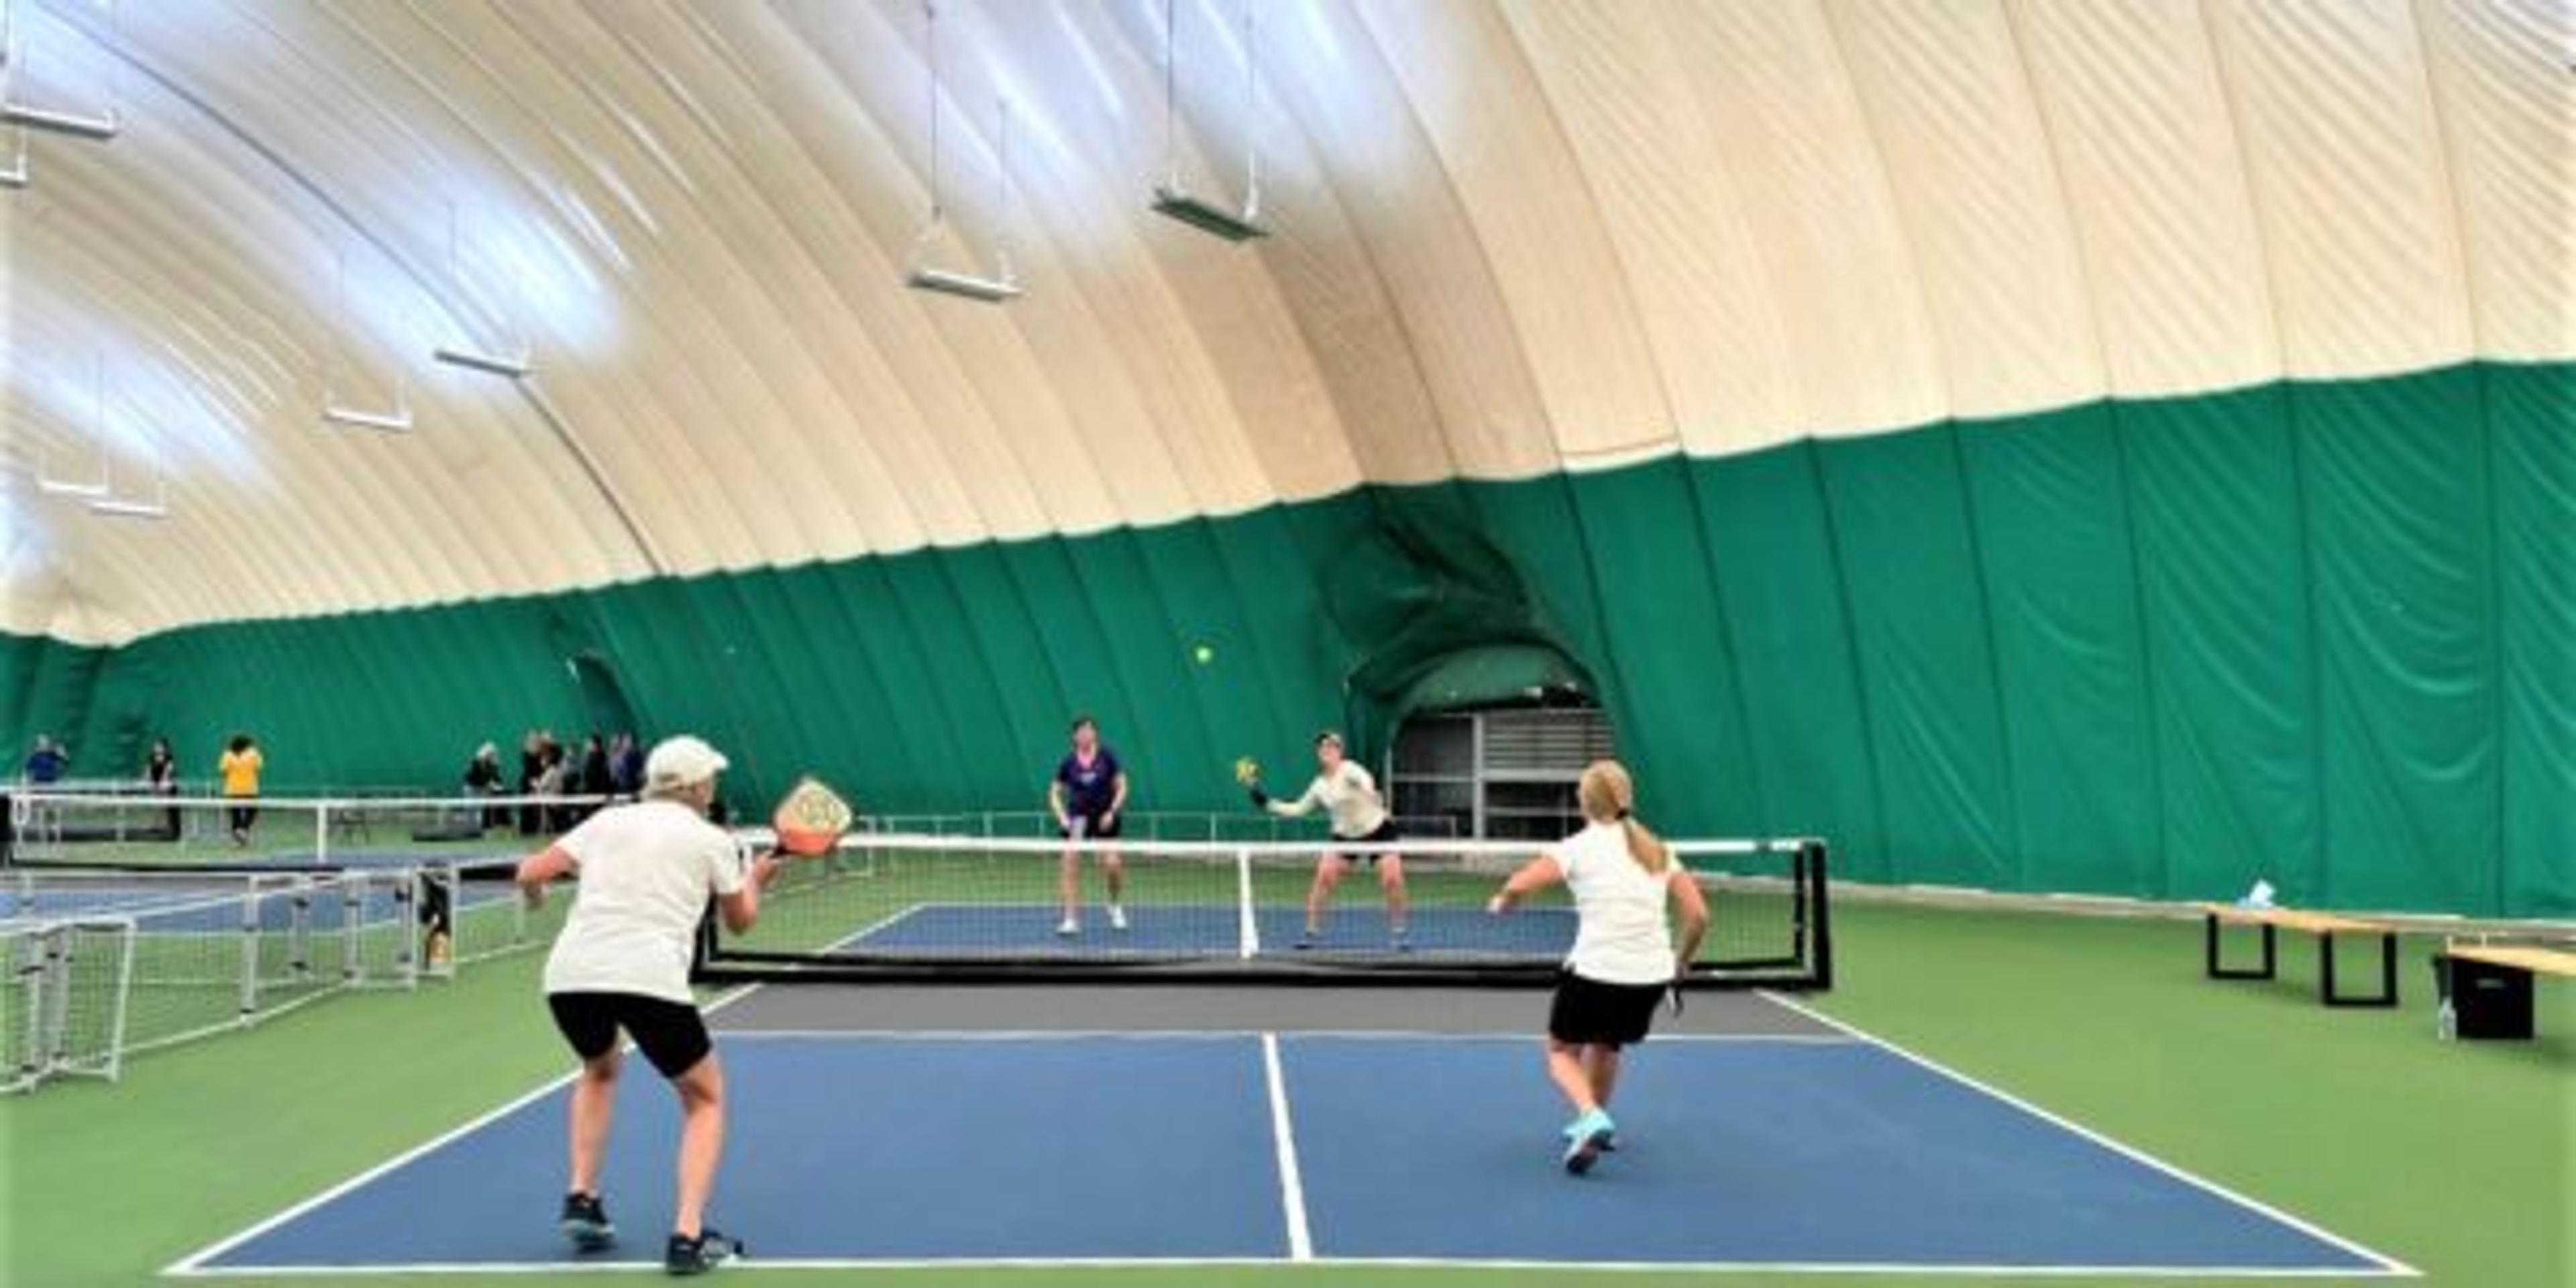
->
xmin=1486 ymin=760 xmax=1709 ymax=1175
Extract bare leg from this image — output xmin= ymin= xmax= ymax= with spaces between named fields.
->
xmin=1582 ymin=1045 xmax=1624 ymax=1110
xmin=1057 ymin=849 xmax=1080 ymax=922
xmin=566 ymin=1050 xmax=621 ymax=1197
xmin=669 ymin=1055 xmax=727 ymax=1240
xmin=1379 ymin=855 xmax=1410 ymax=935
xmin=1545 ymin=1038 xmax=1599 ymax=1116
xmin=1104 ymin=851 xmax=1126 ymax=905
xmin=1305 ymin=855 xmax=1351 ymax=935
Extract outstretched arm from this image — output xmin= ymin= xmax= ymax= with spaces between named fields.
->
xmin=516 ymin=845 xmax=575 ymax=910
xmin=1668 ymin=869 xmax=1711 ymax=977
xmin=1486 ymin=855 xmax=1565 ymax=914
xmin=1258 ymin=777 xmax=1318 ymax=818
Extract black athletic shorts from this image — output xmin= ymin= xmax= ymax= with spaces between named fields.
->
xmin=1548 ymin=970 xmax=1666 ymax=1049
xmin=1061 ymin=809 xmax=1122 ymax=841
xmin=547 ymin=991 xmax=714 ymax=1079
xmin=1330 ymin=819 xmax=1402 ymax=864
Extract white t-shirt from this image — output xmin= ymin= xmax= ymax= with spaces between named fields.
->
xmin=1266 ymin=761 xmax=1391 ymax=839
xmin=1556 ymin=820 xmax=1679 ymax=985
xmin=541 ymin=800 xmax=744 ymax=1005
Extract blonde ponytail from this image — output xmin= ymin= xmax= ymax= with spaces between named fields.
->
xmin=1578 ymin=760 xmax=1670 ymax=875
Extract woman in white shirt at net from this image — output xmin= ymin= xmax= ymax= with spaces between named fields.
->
xmin=1248 ymin=731 xmax=1411 ymax=949
xmin=1487 ymin=759 xmax=1709 ymax=1175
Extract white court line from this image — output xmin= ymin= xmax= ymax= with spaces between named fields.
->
xmin=1260 ymin=1032 xmax=1315 ymax=1261
xmin=708 ymin=1028 xmax=1856 ymax=1044
xmin=1756 ymin=991 xmax=2420 ymax=1278
xmin=165 ymin=1255 xmax=2418 ymax=1278
xmin=164 ymin=981 xmax=771 ymax=1278
xmin=820 ymin=902 xmax=928 ymax=951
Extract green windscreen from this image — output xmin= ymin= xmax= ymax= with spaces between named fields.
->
xmin=9 ymin=362 xmax=2568 ymax=918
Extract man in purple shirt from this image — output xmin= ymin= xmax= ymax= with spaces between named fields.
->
xmin=1049 ymin=716 xmax=1129 ymax=936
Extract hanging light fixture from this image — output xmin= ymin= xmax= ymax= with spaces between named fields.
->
xmin=1150 ymin=0 xmax=1265 ymax=241
xmin=0 ymin=0 xmax=119 ymax=142
xmin=322 ymin=246 xmax=415 ymax=431
xmin=432 ymin=200 xmax=534 ymax=377
xmin=904 ymin=1 xmax=1020 ymax=303
xmin=0 ymin=0 xmax=34 ymax=184
xmin=35 ymin=357 xmax=111 ymax=497
xmin=87 ymin=474 xmax=167 ymax=519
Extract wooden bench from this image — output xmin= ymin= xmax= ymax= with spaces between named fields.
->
xmin=2434 ymin=943 xmax=2576 ymax=1040
xmin=2200 ymin=904 xmax=2398 ymax=1007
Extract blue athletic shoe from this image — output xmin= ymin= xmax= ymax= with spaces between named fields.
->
xmin=1562 ymin=1118 xmax=1619 ymax=1152
xmin=1561 ymin=1110 xmax=1615 ymax=1175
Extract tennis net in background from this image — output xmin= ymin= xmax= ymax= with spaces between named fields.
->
xmin=698 ymin=834 xmax=1830 ymax=989
xmin=5 ymin=790 xmax=604 ymax=873
xmin=3 ymin=791 xmax=578 ymax=973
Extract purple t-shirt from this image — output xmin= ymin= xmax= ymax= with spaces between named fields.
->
xmin=1055 ymin=749 xmax=1122 ymax=816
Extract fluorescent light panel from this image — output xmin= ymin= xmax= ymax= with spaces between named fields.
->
xmin=86 ymin=495 xmax=167 ymax=519
xmin=0 ymin=101 xmax=118 ymax=141
xmin=905 ymin=266 xmax=1022 ymax=303
xmin=1150 ymin=184 xmax=1267 ymax=241
xmin=323 ymin=402 xmax=414 ymax=433
xmin=432 ymin=345 xmax=531 ymax=378
xmin=36 ymin=476 xmax=108 ymax=498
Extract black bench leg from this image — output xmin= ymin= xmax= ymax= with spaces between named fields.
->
xmin=2321 ymin=931 xmax=2400 ymax=1008
xmin=2207 ymin=916 xmax=2278 ymax=981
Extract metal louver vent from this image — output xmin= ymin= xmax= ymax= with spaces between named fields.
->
xmin=1481 ymin=709 xmax=1615 ymax=775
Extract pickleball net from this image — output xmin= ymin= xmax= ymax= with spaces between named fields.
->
xmin=697 ymin=833 xmax=1830 ymax=988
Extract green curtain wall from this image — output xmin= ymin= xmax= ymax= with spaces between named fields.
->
xmin=7 ymin=362 xmax=2567 ymax=917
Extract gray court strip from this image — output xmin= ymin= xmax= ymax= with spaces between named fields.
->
xmin=710 ymin=983 xmax=1839 ymax=1037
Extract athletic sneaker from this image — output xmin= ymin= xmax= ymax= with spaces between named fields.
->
xmin=1295 ymin=929 xmax=1320 ymax=950
xmin=1389 ymin=926 xmax=1411 ymax=953
xmin=665 ymin=1229 xmax=741 ymax=1276
xmin=1108 ymin=905 xmax=1129 ymax=932
xmin=558 ymin=1192 xmax=614 ymax=1252
xmin=1561 ymin=1109 xmax=1615 ymax=1175
xmin=1056 ymin=916 xmax=1079 ymax=937
xmin=1562 ymin=1120 xmax=1619 ymax=1152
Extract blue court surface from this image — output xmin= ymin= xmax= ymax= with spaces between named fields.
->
xmin=854 ymin=902 xmax=1577 ymax=958
xmin=174 ymin=1024 xmax=2406 ymax=1276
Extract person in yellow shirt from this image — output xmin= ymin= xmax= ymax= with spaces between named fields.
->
xmin=218 ymin=734 xmax=264 ymax=847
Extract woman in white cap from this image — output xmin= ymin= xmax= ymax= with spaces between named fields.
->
xmin=1486 ymin=759 xmax=1709 ymax=1175
xmin=516 ymin=735 xmax=782 ymax=1275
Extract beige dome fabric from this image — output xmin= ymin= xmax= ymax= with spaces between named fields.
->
xmin=4 ymin=0 xmax=2567 ymax=646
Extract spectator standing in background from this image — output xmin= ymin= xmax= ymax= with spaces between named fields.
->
xmin=518 ymin=731 xmax=546 ymax=836
xmin=580 ymin=734 xmax=612 ymax=818
xmin=610 ymin=732 xmax=645 ymax=797
xmin=23 ymin=736 xmax=68 ymax=784
xmin=537 ymin=736 xmax=572 ymax=833
xmin=145 ymin=739 xmax=180 ymax=840
xmin=464 ymin=742 xmax=506 ymax=833
xmin=218 ymin=734 xmax=264 ymax=847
